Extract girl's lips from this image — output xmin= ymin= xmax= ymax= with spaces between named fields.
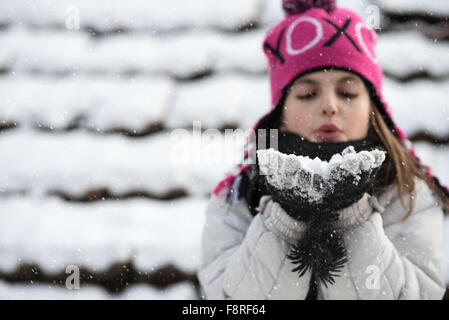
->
xmin=317 ymin=123 xmax=342 ymax=132
xmin=315 ymin=130 xmax=342 ymax=141
xmin=315 ymin=123 xmax=343 ymax=141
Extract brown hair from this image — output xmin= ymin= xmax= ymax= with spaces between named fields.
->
xmin=370 ymin=103 xmax=449 ymax=218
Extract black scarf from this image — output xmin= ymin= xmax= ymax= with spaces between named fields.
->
xmin=276 ymin=130 xmax=384 ymax=161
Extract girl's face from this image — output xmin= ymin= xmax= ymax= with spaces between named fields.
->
xmin=280 ymin=70 xmax=372 ymax=143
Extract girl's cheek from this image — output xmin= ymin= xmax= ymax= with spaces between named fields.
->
xmin=343 ymin=110 xmax=370 ymax=138
xmin=293 ymin=113 xmax=302 ymax=123
xmin=284 ymin=109 xmax=301 ymax=125
xmin=293 ymin=113 xmax=315 ymax=137
xmin=294 ymin=113 xmax=309 ymax=128
xmin=299 ymin=113 xmax=315 ymax=129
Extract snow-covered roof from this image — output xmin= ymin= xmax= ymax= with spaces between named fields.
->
xmin=0 ymin=0 xmax=447 ymax=298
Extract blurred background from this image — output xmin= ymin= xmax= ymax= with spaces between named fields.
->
xmin=0 ymin=0 xmax=448 ymax=299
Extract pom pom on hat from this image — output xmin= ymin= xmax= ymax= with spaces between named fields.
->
xmin=282 ymin=0 xmax=336 ymax=17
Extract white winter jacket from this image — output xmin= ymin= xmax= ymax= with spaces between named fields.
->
xmin=197 ymin=174 xmax=446 ymax=299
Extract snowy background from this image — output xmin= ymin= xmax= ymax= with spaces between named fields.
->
xmin=0 ymin=0 xmax=448 ymax=299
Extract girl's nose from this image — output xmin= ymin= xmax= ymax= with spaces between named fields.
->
xmin=322 ymin=106 xmax=337 ymax=116
xmin=321 ymin=95 xmax=338 ymax=116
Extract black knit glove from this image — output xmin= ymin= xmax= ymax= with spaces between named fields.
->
xmin=256 ymin=146 xmax=386 ymax=287
xmin=257 ymin=146 xmax=385 ymax=221
xmin=256 ymin=167 xmax=317 ymax=222
xmin=322 ymin=147 xmax=385 ymax=211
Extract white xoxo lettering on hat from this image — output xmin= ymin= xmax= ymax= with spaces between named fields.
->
xmin=285 ymin=15 xmax=377 ymax=61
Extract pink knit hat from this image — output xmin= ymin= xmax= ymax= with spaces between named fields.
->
xmin=265 ymin=1 xmax=381 ymax=111
xmin=213 ymin=0 xmax=449 ymax=200
xmin=258 ymin=0 xmax=401 ymax=134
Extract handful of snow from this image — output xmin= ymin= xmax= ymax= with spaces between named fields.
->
xmin=257 ymin=146 xmax=386 ymax=203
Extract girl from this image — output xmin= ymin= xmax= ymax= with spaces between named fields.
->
xmin=197 ymin=0 xmax=449 ymax=299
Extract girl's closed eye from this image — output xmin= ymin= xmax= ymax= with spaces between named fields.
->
xmin=296 ymin=92 xmax=358 ymax=100
xmin=339 ymin=91 xmax=358 ymax=100
xmin=297 ymin=92 xmax=316 ymax=100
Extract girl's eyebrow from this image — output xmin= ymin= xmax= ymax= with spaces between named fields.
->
xmin=294 ymin=76 xmax=361 ymax=86
xmin=338 ymin=76 xmax=360 ymax=84
xmin=293 ymin=78 xmax=318 ymax=85
xmin=293 ymin=76 xmax=360 ymax=86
